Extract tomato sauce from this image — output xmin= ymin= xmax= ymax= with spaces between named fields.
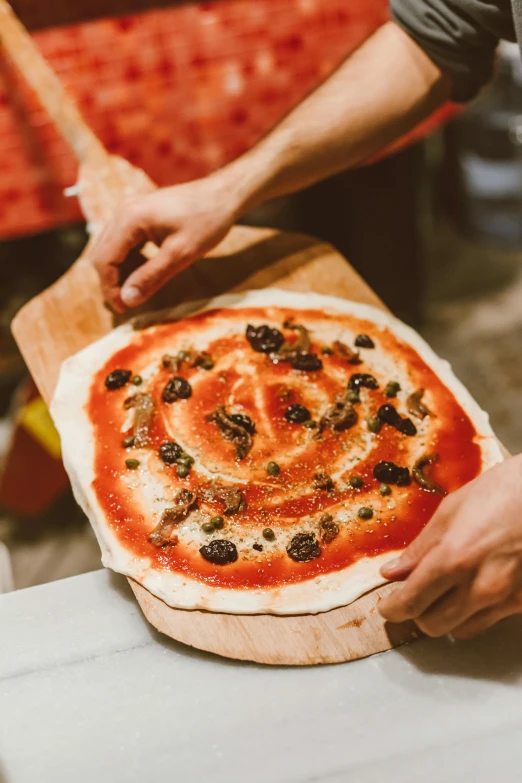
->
xmin=88 ymin=307 xmax=483 ymax=590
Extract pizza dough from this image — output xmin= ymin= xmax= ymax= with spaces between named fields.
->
xmin=51 ymin=289 xmax=503 ymax=615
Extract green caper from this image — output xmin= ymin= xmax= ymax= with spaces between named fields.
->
xmin=132 ymin=375 xmax=143 ymax=386
xmin=211 ymin=515 xmax=225 ymax=529
xmin=178 ymin=453 xmax=195 ymax=465
xmin=303 ymin=420 xmax=317 ymax=429
xmin=122 ymin=435 xmax=135 ymax=448
xmin=347 ymin=389 xmax=360 ymax=403
xmin=177 ymin=350 xmax=189 ymax=360
xmin=202 ymin=522 xmax=215 ymax=534
xmin=358 ymin=506 xmax=373 ymax=520
xmin=176 ymin=463 xmax=190 ymax=478
xmin=201 ymin=358 xmax=214 ymax=370
xmin=367 ymin=416 xmax=382 ymax=434
xmin=267 ymin=461 xmax=280 ymax=476
xmin=321 ymin=346 xmax=333 ymax=355
xmin=125 ymin=458 xmax=140 ymax=470
xmin=379 ymin=483 xmax=392 ymax=496
xmin=384 ymin=381 xmax=401 ymax=398
xmin=349 ymin=476 xmax=364 ymax=489
xmin=262 ymin=528 xmax=275 ymax=540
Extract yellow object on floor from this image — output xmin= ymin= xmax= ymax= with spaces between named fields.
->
xmin=19 ymin=396 xmax=61 ymax=460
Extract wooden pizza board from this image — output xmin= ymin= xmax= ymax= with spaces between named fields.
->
xmin=12 ymin=224 xmax=420 ymax=665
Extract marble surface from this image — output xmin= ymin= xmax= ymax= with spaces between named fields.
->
xmin=1 ymin=571 xmax=522 ymax=783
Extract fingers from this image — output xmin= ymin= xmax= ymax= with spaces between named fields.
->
xmin=380 ymin=501 xmax=451 ymax=581
xmin=451 ymin=562 xmax=522 ymax=639
xmin=381 ymin=554 xmax=520 ymax=637
xmin=378 ymin=545 xmax=458 ymax=623
xmin=452 ymin=590 xmax=522 ymax=640
xmin=88 ymin=198 xmax=152 ymax=312
xmin=120 ymin=233 xmax=197 ymax=307
xmin=415 ymin=559 xmax=512 ymax=637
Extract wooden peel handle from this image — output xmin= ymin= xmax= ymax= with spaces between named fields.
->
xmin=0 ymin=1 xmax=160 ymax=261
xmin=0 ymin=0 xmax=106 ymax=165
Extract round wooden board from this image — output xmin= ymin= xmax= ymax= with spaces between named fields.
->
xmin=130 ymin=580 xmax=419 ymax=665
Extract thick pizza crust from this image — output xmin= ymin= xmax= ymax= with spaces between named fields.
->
xmin=51 ymin=289 xmax=503 ymax=615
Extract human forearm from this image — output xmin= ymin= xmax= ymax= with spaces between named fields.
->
xmin=91 ymin=21 xmax=452 ymax=310
xmin=219 ymin=21 xmax=451 ymax=215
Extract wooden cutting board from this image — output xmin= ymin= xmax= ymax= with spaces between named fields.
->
xmin=12 ymin=224 xmax=419 ymax=664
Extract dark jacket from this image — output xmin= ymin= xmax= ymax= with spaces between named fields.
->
xmin=391 ymin=0 xmax=520 ymax=100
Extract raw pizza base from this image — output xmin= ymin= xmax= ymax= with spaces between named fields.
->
xmin=51 ymin=289 xmax=503 ymax=615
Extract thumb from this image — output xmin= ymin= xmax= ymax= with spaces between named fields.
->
xmin=380 ymin=504 xmax=450 ymax=580
xmin=120 ymin=234 xmax=196 ymax=308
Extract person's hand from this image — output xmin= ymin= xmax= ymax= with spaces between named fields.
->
xmin=378 ymin=454 xmax=522 ymax=639
xmin=88 ymin=174 xmax=240 ymax=313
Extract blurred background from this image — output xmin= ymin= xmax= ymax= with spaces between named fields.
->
xmin=0 ymin=0 xmax=521 ymax=592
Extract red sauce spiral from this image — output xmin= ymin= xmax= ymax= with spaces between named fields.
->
xmin=88 ymin=306 xmax=482 ymax=590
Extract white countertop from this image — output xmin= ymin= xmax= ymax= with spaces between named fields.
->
xmin=1 ymin=569 xmax=522 ymax=783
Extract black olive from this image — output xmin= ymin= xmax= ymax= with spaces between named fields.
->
xmin=285 ymin=404 xmax=311 ymax=423
xmin=378 ymin=404 xmax=403 ymax=428
xmin=162 ymin=380 xmax=179 ymax=403
xmin=253 ymin=543 xmax=263 ymax=552
xmin=354 ymin=334 xmax=375 ymax=349
xmin=290 ymin=353 xmax=323 ymax=372
xmin=162 ymin=376 xmax=192 ymax=403
xmin=159 ymin=442 xmax=183 ymax=464
xmin=395 ymin=467 xmax=411 ymax=485
xmin=199 ymin=539 xmax=238 ymax=565
xmin=399 ymin=418 xmax=417 ymax=436
xmin=378 ymin=404 xmax=417 ymax=436
xmin=246 ymin=324 xmax=284 ymax=354
xmin=373 ymin=461 xmax=397 ymax=484
xmin=286 ymin=533 xmax=321 ymax=563
xmin=105 ymin=369 xmax=131 ymax=390
xmin=348 ymin=373 xmax=379 ymax=391
xmin=373 ymin=461 xmax=411 ymax=486
xmin=229 ymin=413 xmax=256 ymax=434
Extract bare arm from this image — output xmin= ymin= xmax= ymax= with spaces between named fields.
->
xmin=89 ymin=22 xmax=450 ymax=311
xmin=225 ymin=21 xmax=449 ymax=209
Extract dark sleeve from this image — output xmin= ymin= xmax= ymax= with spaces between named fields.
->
xmin=390 ymin=0 xmax=516 ymax=102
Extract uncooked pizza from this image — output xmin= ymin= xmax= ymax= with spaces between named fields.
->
xmin=51 ymin=290 xmax=502 ymax=615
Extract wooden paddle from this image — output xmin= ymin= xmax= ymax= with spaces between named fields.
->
xmin=0 ymin=0 xmax=158 ymax=249
xmin=12 ymin=223 xmax=423 ymax=664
